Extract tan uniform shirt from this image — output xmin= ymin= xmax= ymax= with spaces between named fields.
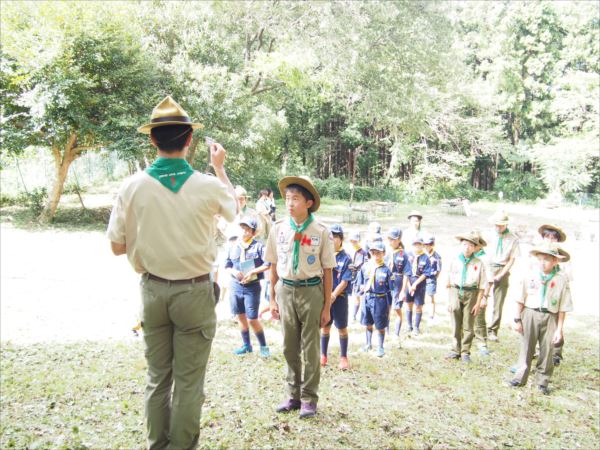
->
xmin=446 ymin=255 xmax=485 ymax=289
xmin=518 ymin=269 xmax=573 ymax=313
xmin=265 ymin=216 xmax=336 ymax=280
xmin=488 ymin=230 xmax=520 ymax=267
xmin=107 ymin=171 xmax=236 ymax=279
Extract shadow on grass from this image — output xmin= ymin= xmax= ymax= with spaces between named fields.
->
xmin=1 ymin=205 xmax=111 ymax=232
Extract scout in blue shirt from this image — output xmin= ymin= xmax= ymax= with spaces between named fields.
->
xmin=320 ymin=224 xmax=353 ymax=370
xmin=349 ymin=230 xmax=368 ymax=322
xmin=405 ymin=235 xmax=432 ymax=336
xmin=225 ymin=217 xmax=271 ymax=357
xmin=357 ymin=241 xmax=394 ymax=357
xmin=423 ymin=234 xmax=442 ymax=321
xmin=386 ymin=227 xmax=410 ymax=345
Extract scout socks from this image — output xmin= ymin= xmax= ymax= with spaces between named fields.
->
xmin=395 ymin=319 xmax=401 ymax=336
xmin=352 ymin=302 xmax=359 ymax=320
xmin=340 ymin=335 xmax=349 ymax=357
xmin=378 ymin=331 xmax=385 ymax=348
xmin=321 ymin=334 xmax=330 ymax=357
xmin=407 ymin=310 xmax=413 ymax=331
xmin=255 ymin=330 xmax=267 ymax=347
xmin=415 ymin=312 xmax=422 ymax=331
xmin=366 ymin=328 xmax=373 ymax=347
xmin=241 ymin=330 xmax=251 ymax=348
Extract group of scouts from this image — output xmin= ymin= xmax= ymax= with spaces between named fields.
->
xmin=221 ymin=176 xmax=573 ymax=419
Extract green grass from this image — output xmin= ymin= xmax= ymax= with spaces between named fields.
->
xmin=2 ymin=316 xmax=599 ymax=449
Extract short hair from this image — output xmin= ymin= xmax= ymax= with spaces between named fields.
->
xmin=259 ymin=189 xmax=269 ymax=197
xmin=332 ymin=231 xmax=344 ymax=240
xmin=266 ymin=188 xmax=273 ymax=195
xmin=150 ymin=125 xmax=193 ymax=152
xmin=285 ymin=184 xmax=314 ymax=203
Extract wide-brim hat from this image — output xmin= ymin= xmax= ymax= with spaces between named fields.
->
xmin=489 ymin=210 xmax=509 ymax=226
xmin=138 ymin=96 xmax=203 ymax=134
xmin=455 ymin=231 xmax=480 ymax=246
xmin=473 ymin=229 xmax=487 ymax=247
xmin=278 ymin=176 xmax=321 ymax=213
xmin=538 ymin=224 xmax=566 ymax=242
xmin=530 ymin=243 xmax=566 ymax=260
xmin=557 ymin=246 xmax=570 ymax=262
xmin=407 ymin=210 xmax=423 ymax=220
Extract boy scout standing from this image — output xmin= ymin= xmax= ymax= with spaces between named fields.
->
xmin=108 ymin=96 xmax=237 ymax=449
xmin=487 ymin=211 xmax=520 ymax=341
xmin=509 ymin=243 xmax=572 ymax=394
xmin=445 ymin=232 xmax=486 ymax=363
xmin=266 ymin=176 xmax=335 ymax=419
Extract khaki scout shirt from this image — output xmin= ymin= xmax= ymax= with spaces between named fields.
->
xmin=446 ymin=255 xmax=485 ymax=289
xmin=518 ymin=269 xmax=573 ymax=313
xmin=107 ymin=171 xmax=236 ymax=279
xmin=265 ymin=216 xmax=336 ymax=280
xmin=488 ymin=230 xmax=520 ymax=267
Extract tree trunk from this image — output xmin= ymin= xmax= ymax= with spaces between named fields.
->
xmin=39 ymin=133 xmax=79 ymax=223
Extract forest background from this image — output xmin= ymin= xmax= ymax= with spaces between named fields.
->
xmin=1 ymin=0 xmax=599 ymax=222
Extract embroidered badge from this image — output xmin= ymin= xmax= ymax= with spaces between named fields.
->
xmin=301 ymin=235 xmax=312 ymax=246
xmin=310 ymin=235 xmax=321 ymax=246
xmin=474 ymin=265 xmax=478 ymax=271
xmin=550 ymin=281 xmax=555 ymax=289
xmin=307 ymin=255 xmax=316 ymax=265
xmin=278 ymin=232 xmax=286 ymax=244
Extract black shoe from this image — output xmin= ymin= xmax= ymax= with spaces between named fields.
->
xmin=553 ymin=356 xmax=561 ymax=367
xmin=445 ymin=352 xmax=460 ymax=360
xmin=538 ymin=385 xmax=550 ymax=395
xmin=507 ymin=379 xmax=522 ymax=388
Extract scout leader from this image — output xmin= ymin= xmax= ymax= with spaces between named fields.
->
xmin=320 ymin=224 xmax=353 ymax=370
xmin=509 ymin=243 xmax=573 ymax=395
xmin=445 ymin=231 xmax=486 ymax=363
xmin=487 ymin=211 xmax=520 ymax=341
xmin=265 ymin=176 xmax=336 ymax=419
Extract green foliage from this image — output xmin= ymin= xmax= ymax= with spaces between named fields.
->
xmin=494 ymin=171 xmax=547 ymax=201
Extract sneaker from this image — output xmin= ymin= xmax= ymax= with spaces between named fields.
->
xmin=299 ymin=402 xmax=317 ymax=419
xmin=339 ymin=356 xmax=350 ymax=370
xmin=233 ymin=344 xmax=252 ymax=355
xmin=553 ymin=356 xmax=561 ymax=367
xmin=445 ymin=352 xmax=460 ymax=360
xmin=259 ymin=346 xmax=271 ymax=358
xmin=507 ymin=379 xmax=522 ymax=388
xmin=413 ymin=328 xmax=420 ymax=337
xmin=538 ymin=385 xmax=550 ymax=395
xmin=376 ymin=347 xmax=385 ymax=358
xmin=275 ymin=398 xmax=301 ymax=413
xmin=461 ymin=354 xmax=471 ymax=363
xmin=488 ymin=334 xmax=498 ymax=342
xmin=320 ymin=354 xmax=328 ymax=367
xmin=479 ymin=346 xmax=491 ymax=357
xmin=362 ymin=345 xmax=372 ymax=352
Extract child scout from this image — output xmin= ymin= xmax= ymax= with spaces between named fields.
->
xmin=405 ymin=235 xmax=432 ymax=336
xmin=423 ymin=233 xmax=442 ymax=321
xmin=445 ymin=231 xmax=486 ymax=363
xmin=349 ymin=230 xmax=368 ymax=322
xmin=265 ymin=176 xmax=335 ymax=419
xmin=385 ymin=227 xmax=410 ymax=346
xmin=320 ymin=224 xmax=353 ymax=370
xmin=509 ymin=243 xmax=573 ymax=395
xmin=357 ymin=240 xmax=394 ymax=357
xmin=487 ymin=211 xmax=520 ymax=341
xmin=225 ymin=216 xmax=271 ymax=357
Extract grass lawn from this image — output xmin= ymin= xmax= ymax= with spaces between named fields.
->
xmin=2 ymin=314 xmax=598 ymax=449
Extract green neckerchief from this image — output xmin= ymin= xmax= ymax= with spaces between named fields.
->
xmin=146 ymin=157 xmax=194 ymax=193
xmin=475 ymin=249 xmax=486 ymax=258
xmin=240 ymin=205 xmax=248 ymax=214
xmin=289 ymin=214 xmax=314 ymax=274
xmin=495 ymin=228 xmax=510 ymax=256
xmin=539 ymin=266 xmax=558 ymax=309
xmin=458 ymin=253 xmax=474 ymax=296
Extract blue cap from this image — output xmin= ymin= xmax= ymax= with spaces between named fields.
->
xmin=387 ymin=227 xmax=402 ymax=240
xmin=412 ymin=234 xmax=424 ymax=245
xmin=422 ymin=233 xmax=435 ymax=245
xmin=330 ymin=223 xmax=344 ymax=235
xmin=239 ymin=216 xmax=257 ymax=230
xmin=369 ymin=240 xmax=386 ymax=252
xmin=372 ymin=234 xmax=383 ymax=243
xmin=349 ymin=230 xmax=361 ymax=242
xmin=368 ymin=221 xmax=382 ymax=234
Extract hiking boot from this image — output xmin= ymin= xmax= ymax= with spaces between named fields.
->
xmin=299 ymin=402 xmax=317 ymax=419
xmin=461 ymin=354 xmax=471 ymax=363
xmin=233 ymin=344 xmax=252 ymax=355
xmin=553 ymin=355 xmax=561 ymax=367
xmin=445 ymin=352 xmax=460 ymax=360
xmin=507 ymin=379 xmax=522 ymax=388
xmin=538 ymin=385 xmax=550 ymax=395
xmin=259 ymin=346 xmax=271 ymax=358
xmin=339 ymin=356 xmax=349 ymax=370
xmin=275 ymin=398 xmax=301 ymax=413
xmin=320 ymin=354 xmax=328 ymax=367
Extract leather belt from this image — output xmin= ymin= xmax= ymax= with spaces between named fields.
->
xmin=147 ymin=273 xmax=210 ymax=285
xmin=282 ymin=277 xmax=321 ymax=287
xmin=531 ymin=307 xmax=550 ymax=313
